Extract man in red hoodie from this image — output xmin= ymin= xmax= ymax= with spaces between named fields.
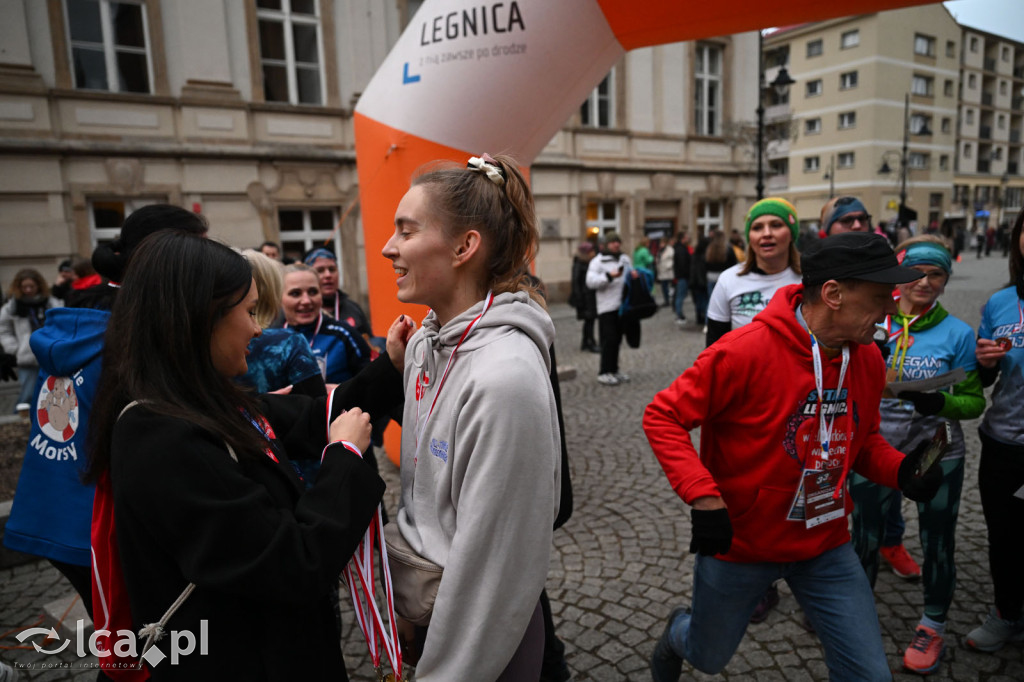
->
xmin=645 ymin=232 xmax=943 ymax=681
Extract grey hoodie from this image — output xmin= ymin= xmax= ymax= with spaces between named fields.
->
xmin=398 ymin=290 xmax=561 ymax=680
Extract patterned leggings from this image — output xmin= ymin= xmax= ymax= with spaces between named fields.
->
xmin=849 ymin=458 xmax=965 ymax=621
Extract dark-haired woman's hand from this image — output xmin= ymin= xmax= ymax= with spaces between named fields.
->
xmin=386 ymin=314 xmax=417 ymax=373
xmin=329 ymin=407 xmax=372 ymax=455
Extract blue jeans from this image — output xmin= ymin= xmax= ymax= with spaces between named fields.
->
xmin=663 ymin=543 xmax=889 ymax=680
xmin=673 ymin=280 xmax=689 ymax=319
xmin=16 ymin=366 xmax=38 ymax=408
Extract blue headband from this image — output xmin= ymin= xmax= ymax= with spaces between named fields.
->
xmin=824 ymin=197 xmax=869 ymax=234
xmin=898 ymin=242 xmax=952 ymax=275
xmin=303 ymin=248 xmax=336 ymax=266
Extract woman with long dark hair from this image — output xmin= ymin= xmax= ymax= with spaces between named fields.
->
xmin=87 ymin=231 xmax=412 ymax=679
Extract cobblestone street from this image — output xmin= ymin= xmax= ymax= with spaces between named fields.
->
xmin=2 ymin=250 xmax=1023 ymax=680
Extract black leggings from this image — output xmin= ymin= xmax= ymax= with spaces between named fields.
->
xmin=978 ymin=429 xmax=1024 ymax=621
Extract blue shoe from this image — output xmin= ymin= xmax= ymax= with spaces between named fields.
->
xmin=650 ymin=606 xmax=687 ymax=682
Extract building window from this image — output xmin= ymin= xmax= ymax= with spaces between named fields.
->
xmin=998 ymin=114 xmax=1006 ymax=129
xmin=946 ymin=40 xmax=955 ymax=58
xmin=585 ymin=201 xmax=620 ymax=238
xmin=939 ymin=154 xmax=949 ymax=170
xmin=910 ymin=114 xmax=931 ymax=134
xmin=966 ymin=108 xmax=974 ymax=125
xmin=257 ymin=0 xmax=325 ymax=105
xmin=1002 ymin=46 xmax=1010 ymax=61
xmin=964 ymin=143 xmax=972 ymax=158
xmin=694 ymin=43 xmax=722 ymax=136
xmin=941 ymin=117 xmax=951 ymax=133
xmin=581 ymin=68 xmax=615 ymax=128
xmin=838 ymin=111 xmax=856 ymax=129
xmin=968 ymin=73 xmax=977 ymax=89
xmin=804 ymin=156 xmax=820 ymax=172
xmin=65 ymin=0 xmax=152 ymax=93
xmin=944 ymin=79 xmax=954 ymax=97
xmin=837 ymin=152 xmax=855 ymax=169
xmin=278 ymin=207 xmax=342 ymax=264
xmin=88 ymin=198 xmax=158 ymax=247
xmin=914 ymin=34 xmax=935 ymax=57
xmin=908 ymin=152 xmax=929 ymax=169
xmin=805 ymin=79 xmax=822 ymax=97
xmin=806 ymin=39 xmax=823 ymax=58
xmin=839 ymin=71 xmax=858 ymax=90
xmin=696 ymin=200 xmax=723 ymax=236
xmin=911 ymin=74 xmax=933 ymax=96
xmin=841 ymin=30 xmax=859 ymax=49
xmin=1000 ymin=80 xmax=1008 ymax=95
xmin=804 ymin=117 xmax=821 ymax=135
xmin=969 ymin=36 xmax=978 ymax=52
xmin=993 ymin=147 xmax=1003 ymax=161
xmin=1006 ymin=187 xmax=1022 ymax=208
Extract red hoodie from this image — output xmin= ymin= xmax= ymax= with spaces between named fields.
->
xmin=644 ymin=283 xmax=903 ymax=563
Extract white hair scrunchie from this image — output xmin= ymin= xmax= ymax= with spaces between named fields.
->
xmin=467 ymin=155 xmax=506 ymax=187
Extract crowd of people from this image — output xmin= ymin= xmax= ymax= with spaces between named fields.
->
xmin=1 ymin=178 xmax=1022 ymax=681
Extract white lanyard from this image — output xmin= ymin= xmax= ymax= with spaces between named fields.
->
xmin=413 ymin=291 xmax=494 ymax=451
xmin=283 ymin=311 xmax=323 ymax=349
xmin=810 ymin=333 xmax=849 ymax=461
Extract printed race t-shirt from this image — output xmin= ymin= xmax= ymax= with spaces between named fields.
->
xmin=706 ymin=264 xmax=801 ymax=328
xmin=979 ymin=286 xmax=1024 ymax=445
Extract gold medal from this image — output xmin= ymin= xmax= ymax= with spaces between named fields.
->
xmin=996 ymin=337 xmax=1012 ymax=351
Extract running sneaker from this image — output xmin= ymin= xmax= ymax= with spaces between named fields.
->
xmin=614 ymin=372 xmax=631 ymax=383
xmin=966 ymin=608 xmax=1024 ymax=652
xmin=903 ymin=625 xmax=945 ymax=674
xmin=597 ymin=373 xmax=620 ymax=386
xmin=880 ymin=543 xmax=921 ymax=580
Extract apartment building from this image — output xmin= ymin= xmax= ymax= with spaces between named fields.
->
xmin=763 ymin=5 xmax=960 ymax=232
xmin=0 ymin=0 xmax=761 ymax=306
xmin=955 ymin=26 xmax=1024 ymax=233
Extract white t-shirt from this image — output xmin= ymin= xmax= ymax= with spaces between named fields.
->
xmin=706 ymin=264 xmax=801 ymax=328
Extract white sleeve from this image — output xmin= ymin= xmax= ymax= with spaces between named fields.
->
xmin=706 ymin=274 xmax=732 ymax=323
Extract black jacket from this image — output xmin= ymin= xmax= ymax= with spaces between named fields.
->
xmin=672 ymin=243 xmax=692 ymax=281
xmin=110 ymin=355 xmax=403 ymax=680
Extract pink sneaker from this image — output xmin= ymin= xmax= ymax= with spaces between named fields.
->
xmin=880 ymin=544 xmax=921 ymax=580
xmin=903 ymin=625 xmax=944 ymax=674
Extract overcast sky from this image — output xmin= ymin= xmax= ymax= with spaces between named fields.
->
xmin=943 ymin=0 xmax=1024 ymax=42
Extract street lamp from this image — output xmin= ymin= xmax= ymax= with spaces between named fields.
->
xmin=823 ymin=154 xmax=835 ymax=199
xmin=756 ymin=31 xmax=796 ymax=200
xmin=878 ymin=94 xmax=930 ymax=227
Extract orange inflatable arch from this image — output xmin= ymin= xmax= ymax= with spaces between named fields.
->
xmin=353 ymin=0 xmax=932 ymax=462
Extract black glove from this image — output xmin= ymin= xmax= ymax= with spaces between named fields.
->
xmin=899 ymin=390 xmax=945 ymax=416
xmin=897 ymin=441 xmax=943 ymax=503
xmin=689 ymin=507 xmax=732 ymax=556
xmin=0 ymin=353 xmax=16 ymax=382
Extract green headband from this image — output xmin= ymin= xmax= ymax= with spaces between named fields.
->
xmin=744 ymin=198 xmax=800 ymax=242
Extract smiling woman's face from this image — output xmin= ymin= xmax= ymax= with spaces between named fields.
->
xmin=281 ymin=270 xmax=322 ymax=326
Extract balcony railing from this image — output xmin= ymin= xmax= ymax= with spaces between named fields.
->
xmin=1013 ymin=97 xmax=1023 ymax=109
xmin=1010 ymin=162 xmax=1019 ymax=175
xmin=984 ymin=57 xmax=997 ymax=71
xmin=980 ymin=125 xmax=992 ymax=139
xmin=1015 ymin=66 xmax=1024 ymax=78
xmin=978 ymin=159 xmax=991 ymax=173
xmin=1011 ymin=130 xmax=1021 ymax=143
xmin=982 ymin=92 xmax=994 ymax=106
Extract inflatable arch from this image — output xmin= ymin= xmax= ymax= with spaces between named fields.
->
xmin=354 ymin=0 xmax=932 ymax=333
xmin=353 ymin=0 xmax=930 ymax=461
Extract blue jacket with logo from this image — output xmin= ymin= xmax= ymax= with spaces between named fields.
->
xmin=3 ymin=307 xmax=109 ymax=566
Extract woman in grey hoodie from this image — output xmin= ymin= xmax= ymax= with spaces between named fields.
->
xmin=382 ymin=153 xmax=562 ymax=681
